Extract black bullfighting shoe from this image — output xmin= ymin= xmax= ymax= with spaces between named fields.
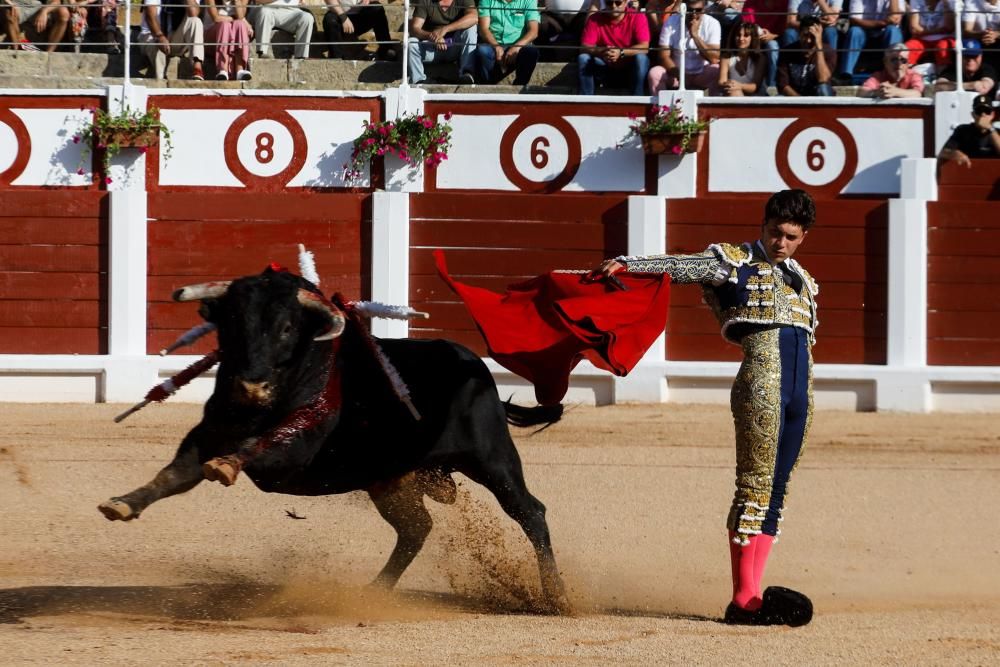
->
xmin=723 ymin=602 xmax=766 ymax=625
xmin=758 ymin=586 xmax=813 ymax=627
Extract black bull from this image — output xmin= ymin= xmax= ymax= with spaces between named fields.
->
xmin=98 ymin=269 xmax=569 ymax=612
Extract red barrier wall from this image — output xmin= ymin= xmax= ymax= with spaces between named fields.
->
xmin=664 ymin=197 xmax=889 ymax=364
xmin=146 ymin=192 xmax=371 ymax=355
xmin=0 ymin=191 xmax=108 ymax=354
xmin=408 ymin=193 xmax=629 ymax=355
xmin=927 ymin=161 xmax=1000 ymax=365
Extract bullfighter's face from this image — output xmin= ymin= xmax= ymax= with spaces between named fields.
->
xmin=760 ymin=219 xmax=807 ymax=264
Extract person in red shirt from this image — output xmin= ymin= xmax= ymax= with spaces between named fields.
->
xmin=857 ymin=44 xmax=925 ymax=98
xmin=577 ymin=0 xmax=650 ymax=94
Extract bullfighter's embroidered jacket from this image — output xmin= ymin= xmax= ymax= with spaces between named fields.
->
xmin=616 ymin=241 xmax=819 ymax=345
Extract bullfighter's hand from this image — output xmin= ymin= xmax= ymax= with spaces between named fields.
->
xmin=587 ymin=258 xmax=625 ymax=282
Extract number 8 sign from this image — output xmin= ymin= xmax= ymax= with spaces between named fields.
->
xmin=774 ymin=118 xmax=858 ymax=197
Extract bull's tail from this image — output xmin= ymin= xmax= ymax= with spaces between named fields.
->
xmin=503 ymin=398 xmax=564 ymax=429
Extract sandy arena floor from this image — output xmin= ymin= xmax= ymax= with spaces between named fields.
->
xmin=0 ymin=402 xmax=997 ymax=665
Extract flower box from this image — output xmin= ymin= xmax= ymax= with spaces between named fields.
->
xmin=95 ymin=124 xmax=161 ymax=150
xmin=640 ymin=130 xmax=706 ymax=155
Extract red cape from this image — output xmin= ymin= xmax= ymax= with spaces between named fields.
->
xmin=434 ymin=250 xmax=670 ymax=405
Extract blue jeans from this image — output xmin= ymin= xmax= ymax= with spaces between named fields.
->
xmin=839 ymin=24 xmax=904 ymax=75
xmin=763 ymin=39 xmax=780 ymax=88
xmin=782 ymin=25 xmax=839 ymax=51
xmin=407 ymin=25 xmax=477 ymax=84
xmin=576 ymin=52 xmax=650 ymax=95
xmin=474 ymin=44 xmax=540 ymax=85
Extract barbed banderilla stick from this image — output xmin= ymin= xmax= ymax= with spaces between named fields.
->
xmin=114 ymin=351 xmax=221 ymax=423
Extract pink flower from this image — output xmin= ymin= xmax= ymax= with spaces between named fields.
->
xmin=376 ymin=147 xmax=385 ymax=156
xmin=671 ymin=145 xmax=682 ymax=155
xmin=76 ymin=168 xmax=84 ymax=175
xmin=627 ymin=112 xmax=637 ymax=120
xmin=444 ymin=111 xmax=453 ymax=120
xmin=105 ymin=176 xmax=113 ymax=184
xmin=72 ymin=135 xmax=80 ymax=144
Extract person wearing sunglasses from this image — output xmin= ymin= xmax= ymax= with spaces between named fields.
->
xmin=577 ymin=0 xmax=650 ymax=95
xmin=938 ymin=94 xmax=1000 ymax=167
xmin=857 ymin=43 xmax=924 ymax=98
xmin=934 ymin=38 xmax=998 ymax=100
xmin=648 ymin=0 xmax=722 ymax=93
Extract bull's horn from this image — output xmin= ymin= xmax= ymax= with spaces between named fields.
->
xmin=172 ymin=281 xmax=232 ymax=302
xmin=298 ymin=289 xmax=345 ymax=341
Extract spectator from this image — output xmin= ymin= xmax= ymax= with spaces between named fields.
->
xmin=857 ymin=43 xmax=924 ymax=97
xmin=717 ymin=18 xmax=765 ymax=94
xmin=1 ymin=0 xmax=70 ymax=52
xmin=322 ymin=0 xmax=396 ymax=61
xmin=252 ymin=0 xmax=313 ymax=59
xmin=938 ymin=94 xmax=1000 ymax=165
xmin=963 ymin=0 xmax=1000 ymax=72
xmin=475 ymin=0 xmax=541 ymax=85
xmin=707 ymin=0 xmax=745 ymax=35
xmin=902 ymin=0 xmax=954 ymax=69
xmin=934 ymin=38 xmax=998 ymax=98
xmin=742 ymin=0 xmax=787 ymax=90
xmin=204 ymin=0 xmax=252 ymax=80
xmin=648 ymin=0 xmax=720 ymax=93
xmin=784 ymin=0 xmax=841 ymax=49
xmin=577 ymin=0 xmax=650 ymax=95
xmin=139 ymin=0 xmax=205 ymax=80
xmin=837 ymin=0 xmax=904 ymax=80
xmin=777 ymin=14 xmax=835 ymax=94
xmin=537 ymin=0 xmax=601 ymax=60
xmin=407 ymin=0 xmax=478 ymax=85
xmin=84 ymin=0 xmax=123 ymax=54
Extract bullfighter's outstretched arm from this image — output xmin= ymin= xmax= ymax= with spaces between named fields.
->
xmin=613 ymin=250 xmax=729 ymax=284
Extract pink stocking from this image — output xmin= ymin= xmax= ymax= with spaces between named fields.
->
xmin=728 ymin=531 xmax=762 ymax=610
xmin=752 ymin=533 xmax=774 ymax=600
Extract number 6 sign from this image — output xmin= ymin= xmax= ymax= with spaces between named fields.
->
xmin=774 ymin=118 xmax=858 ymax=196
xmin=499 ymin=115 xmax=582 ymax=193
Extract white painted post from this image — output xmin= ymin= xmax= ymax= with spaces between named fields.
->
xmin=612 ymin=195 xmax=668 ymax=402
xmin=881 ymin=157 xmax=934 ymax=411
xmin=678 ymin=3 xmax=687 ymax=91
xmin=104 ymin=84 xmax=156 ymax=401
xmin=655 ymin=88 xmax=701 ymax=197
xmin=370 ymin=191 xmax=412 ymax=339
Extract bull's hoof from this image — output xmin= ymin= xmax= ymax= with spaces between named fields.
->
xmin=421 ymin=469 xmax=457 ymax=505
xmin=203 ymin=457 xmax=241 ymax=486
xmin=538 ymin=593 xmax=573 ymax=616
xmin=98 ymin=498 xmax=138 ymax=521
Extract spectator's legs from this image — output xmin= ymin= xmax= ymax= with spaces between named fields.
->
xmin=513 ymin=45 xmax=539 ymax=85
xmin=171 ymin=17 xmax=205 ymax=76
xmin=475 ymin=44 xmax=497 ymax=83
xmin=206 ymin=23 xmax=227 ymax=75
xmin=322 ymin=11 xmax=349 ymax=58
xmin=359 ymin=5 xmax=394 ymax=58
xmin=286 ymin=8 xmax=314 ymax=58
xmin=881 ymin=24 xmax=903 ymax=49
xmin=763 ymin=39 xmax=779 ymax=88
xmin=839 ymin=25 xmax=867 ymax=75
xmin=231 ymin=19 xmax=251 ymax=75
xmin=814 ymin=82 xmax=834 ymax=96
xmin=253 ymin=7 xmax=277 ymax=58
xmin=140 ymin=35 xmax=168 ymax=79
xmin=822 ymin=25 xmax=838 ymax=50
xmin=577 ymin=52 xmax=604 ymax=95
xmin=629 ymin=53 xmax=650 ymax=96
xmin=691 ymin=64 xmax=719 ymax=93
xmin=646 ymin=65 xmax=677 ymax=94
xmin=1 ymin=6 xmax=21 ymax=46
xmin=903 ymin=38 xmax=926 ymax=66
xmin=450 ymin=24 xmax=477 ymax=77
xmin=931 ymin=37 xmax=954 ymax=68
xmin=781 ymin=28 xmax=798 ymax=47
xmin=406 ymin=37 xmax=435 ymax=84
